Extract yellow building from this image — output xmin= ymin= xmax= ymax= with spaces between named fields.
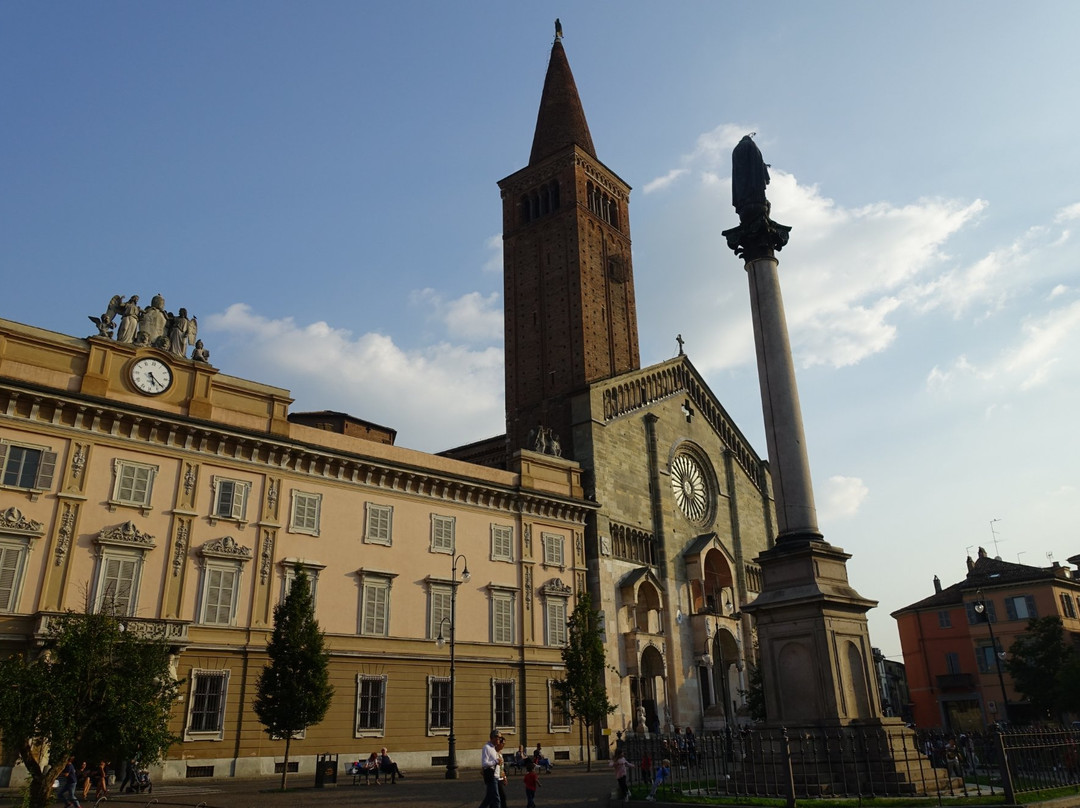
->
xmin=0 ymin=317 xmax=594 ymax=782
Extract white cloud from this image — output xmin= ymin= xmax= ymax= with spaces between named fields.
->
xmin=818 ymin=475 xmax=869 ymax=522
xmin=205 ymin=304 xmax=504 ymax=451
xmin=1054 ymin=202 xmax=1080 ymax=223
xmin=997 ymin=299 xmax=1080 ymax=390
xmin=483 ymin=234 xmax=503 ymax=273
xmin=412 ymin=288 xmax=503 ymax=343
xmin=643 ymin=168 xmax=688 ymax=195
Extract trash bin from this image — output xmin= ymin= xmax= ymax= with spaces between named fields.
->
xmin=314 ymin=753 xmax=339 ymax=788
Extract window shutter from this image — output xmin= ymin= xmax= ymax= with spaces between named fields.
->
xmin=0 ymin=547 xmax=20 ymax=612
xmin=230 ymin=484 xmax=247 ymax=520
xmin=1005 ymin=598 xmax=1017 ymax=620
xmin=1025 ymin=595 xmax=1037 ymax=618
xmin=34 ymin=450 xmax=57 ymax=490
xmin=0 ymin=444 xmax=8 ymax=476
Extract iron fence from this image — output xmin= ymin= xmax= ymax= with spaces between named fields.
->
xmin=620 ymin=725 xmax=1080 ymax=806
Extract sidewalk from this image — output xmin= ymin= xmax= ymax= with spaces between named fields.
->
xmin=9 ymin=764 xmax=616 ymax=808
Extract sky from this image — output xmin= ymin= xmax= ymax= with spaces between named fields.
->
xmin=3 ymin=2 xmax=1080 ymax=662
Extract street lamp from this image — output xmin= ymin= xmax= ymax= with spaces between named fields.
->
xmin=435 ymin=553 xmax=470 ymax=779
xmin=974 ymin=594 xmax=1010 ymax=725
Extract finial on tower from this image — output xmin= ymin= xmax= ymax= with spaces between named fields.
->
xmin=555 ymin=18 xmax=563 ymax=39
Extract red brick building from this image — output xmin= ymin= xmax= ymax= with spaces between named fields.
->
xmin=892 ymin=547 xmax=1080 ymax=731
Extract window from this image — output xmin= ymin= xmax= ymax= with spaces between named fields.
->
xmin=492 ymin=679 xmax=515 ymax=731
xmin=289 ymin=491 xmax=322 ymax=536
xmin=945 ymin=652 xmax=961 ymax=674
xmin=359 ymin=572 xmax=393 ymax=636
xmin=1061 ymin=593 xmax=1077 ymax=619
xmin=491 ymin=524 xmax=514 ymax=562
xmin=938 ymin=610 xmax=952 ymax=628
xmin=111 ymin=459 xmax=157 ymax=508
xmin=431 ymin=515 xmax=455 ymax=554
xmin=185 ymin=669 xmax=230 ymax=740
xmin=365 ymin=503 xmax=393 ymax=546
xmin=966 ymin=599 xmax=997 ymax=624
xmin=201 ymin=565 xmax=239 ymax=625
xmin=0 ymin=443 xmax=56 ymax=491
xmin=548 ymin=679 xmax=571 ymax=732
xmin=281 ymin=560 xmax=323 ymax=608
xmin=546 ymin=597 xmax=568 ymax=646
xmin=976 ymin=642 xmax=1003 ymax=674
xmin=429 ymin=676 xmax=451 ymax=733
xmin=0 ymin=542 xmax=29 ymax=613
xmin=95 ymin=554 xmax=139 ymax=615
xmin=491 ymin=590 xmax=515 ymax=644
xmin=355 ymin=675 xmax=386 ymax=736
xmin=1005 ymin=595 xmax=1037 ymax=621
xmin=211 ymin=477 xmax=250 ymax=522
xmin=429 ymin=583 xmax=452 ymax=640
xmin=542 ymin=533 xmax=565 ymax=567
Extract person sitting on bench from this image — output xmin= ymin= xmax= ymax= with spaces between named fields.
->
xmin=378 ymin=747 xmax=405 ymax=783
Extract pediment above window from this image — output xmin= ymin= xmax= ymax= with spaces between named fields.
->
xmin=0 ymin=506 xmax=45 ymax=539
xmin=200 ymin=535 xmax=253 ymax=562
xmin=94 ymin=521 xmax=157 ymax=551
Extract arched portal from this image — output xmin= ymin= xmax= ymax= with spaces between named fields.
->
xmin=632 ymin=644 xmax=666 ymax=734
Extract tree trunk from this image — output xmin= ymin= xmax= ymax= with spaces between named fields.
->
xmin=280 ymin=735 xmax=291 ymax=791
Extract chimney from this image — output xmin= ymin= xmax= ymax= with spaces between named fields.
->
xmin=966 ymin=555 xmax=975 ymax=572
xmin=933 ymin=575 xmax=942 ymax=594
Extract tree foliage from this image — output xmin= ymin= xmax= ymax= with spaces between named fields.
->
xmin=555 ymin=591 xmax=615 ymax=770
xmin=1006 ymin=615 xmax=1080 ymax=721
xmin=0 ymin=611 xmax=181 ymax=808
xmin=253 ymin=567 xmax=333 ymax=790
xmin=738 ymin=662 xmax=767 ymax=722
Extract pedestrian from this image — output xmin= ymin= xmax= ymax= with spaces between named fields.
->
xmin=495 ymin=734 xmax=509 ymax=808
xmin=646 ymin=758 xmax=671 ymax=801
xmin=639 ymin=751 xmax=652 ymax=785
xmin=378 ymin=747 xmax=405 ymax=783
xmin=94 ymin=760 xmax=110 ymax=799
xmin=610 ymin=746 xmax=630 ymax=802
xmin=523 ymin=759 xmax=540 ymax=808
xmin=533 ymin=743 xmax=553 ymax=773
xmin=59 ymin=756 xmax=81 ymax=808
xmin=480 ymin=729 xmax=503 ymax=808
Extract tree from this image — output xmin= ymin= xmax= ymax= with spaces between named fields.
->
xmin=253 ymin=567 xmax=333 ymax=790
xmin=1007 ymin=615 xmax=1079 ymax=721
xmin=555 ymin=592 xmax=615 ymax=771
xmin=0 ymin=611 xmax=180 ymax=808
xmin=738 ymin=662 xmax=767 ymax=722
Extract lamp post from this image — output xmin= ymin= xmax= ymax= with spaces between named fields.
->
xmin=435 ymin=553 xmax=470 ymax=779
xmin=974 ymin=594 xmax=1010 ymax=725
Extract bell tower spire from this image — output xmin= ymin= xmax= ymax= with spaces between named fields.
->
xmin=499 ymin=29 xmax=640 ymax=461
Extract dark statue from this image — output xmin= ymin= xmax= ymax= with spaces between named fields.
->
xmin=722 ymin=134 xmax=791 ymax=260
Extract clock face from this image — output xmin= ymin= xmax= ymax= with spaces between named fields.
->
xmin=130 ymin=357 xmax=173 ymax=395
xmin=671 ymin=453 xmax=713 ymax=524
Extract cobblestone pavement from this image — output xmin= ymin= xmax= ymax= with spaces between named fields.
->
xmin=8 ymin=765 xmax=616 ymax=808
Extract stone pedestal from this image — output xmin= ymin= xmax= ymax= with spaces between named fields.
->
xmin=743 ymin=539 xmax=881 ymax=725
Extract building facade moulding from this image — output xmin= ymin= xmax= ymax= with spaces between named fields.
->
xmin=199 ymin=535 xmax=253 ymax=562
xmin=0 ymin=506 xmax=45 ymax=538
xmin=93 ymin=520 xmax=156 ymax=550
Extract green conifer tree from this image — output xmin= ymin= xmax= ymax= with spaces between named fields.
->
xmin=254 ymin=566 xmax=333 ymax=790
xmin=555 ymin=591 xmax=615 ymax=770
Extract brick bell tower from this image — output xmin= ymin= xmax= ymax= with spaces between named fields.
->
xmin=498 ymin=29 xmax=640 ymax=461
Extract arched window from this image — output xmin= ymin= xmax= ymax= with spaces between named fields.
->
xmin=520 ymin=194 xmax=531 ymax=225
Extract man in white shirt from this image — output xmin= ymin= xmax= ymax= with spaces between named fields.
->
xmin=479 ymin=729 xmax=503 ymax=808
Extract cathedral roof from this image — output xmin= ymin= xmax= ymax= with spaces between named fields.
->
xmin=529 ymin=38 xmax=596 ymax=166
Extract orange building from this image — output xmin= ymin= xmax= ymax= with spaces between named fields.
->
xmin=892 ymin=547 xmax=1080 ymax=731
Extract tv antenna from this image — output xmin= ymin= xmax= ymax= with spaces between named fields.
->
xmin=989 ymin=518 xmax=1004 ymax=557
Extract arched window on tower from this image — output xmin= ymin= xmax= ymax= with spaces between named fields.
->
xmin=550 ymin=180 xmax=560 ymax=210
xmin=540 ymin=185 xmax=550 ymax=215
xmin=520 ymin=194 xmax=531 ymax=225
xmin=608 ymin=199 xmax=619 ymax=228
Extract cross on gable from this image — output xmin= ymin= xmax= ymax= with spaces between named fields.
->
xmin=681 ymin=400 xmax=694 ymax=423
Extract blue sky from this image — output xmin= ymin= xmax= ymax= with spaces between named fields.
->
xmin=4 ymin=2 xmax=1080 ymax=661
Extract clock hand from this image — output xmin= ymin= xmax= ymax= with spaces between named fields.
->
xmin=147 ymin=371 xmax=161 ymax=389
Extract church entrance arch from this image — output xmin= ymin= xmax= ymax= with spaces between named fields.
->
xmin=632 ymin=644 xmax=666 ymax=734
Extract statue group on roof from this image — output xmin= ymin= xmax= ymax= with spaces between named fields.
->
xmin=89 ymin=293 xmax=210 ymax=363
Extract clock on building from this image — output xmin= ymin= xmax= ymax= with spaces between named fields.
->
xmin=130 ymin=357 xmax=173 ymax=395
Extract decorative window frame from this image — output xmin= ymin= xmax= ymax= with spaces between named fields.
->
xmin=92 ymin=521 xmax=157 ymax=616
xmin=0 ymin=441 xmax=57 ymax=499
xmin=491 ymin=524 xmax=514 ymax=562
xmin=279 ymin=557 xmax=325 ymax=608
xmin=547 ymin=678 xmax=572 ymax=733
xmin=364 ymin=502 xmax=393 ymax=546
xmin=427 ymin=675 xmax=451 ymax=735
xmin=288 ymin=490 xmax=322 ymax=536
xmin=109 ymin=459 xmax=158 ymax=513
xmin=197 ymin=536 xmax=253 ymax=626
xmin=542 ymin=532 xmax=565 ymax=569
xmin=488 ymin=586 xmax=516 ymax=645
xmin=430 ymin=514 xmax=455 ymax=554
xmin=209 ymin=476 xmax=251 ymax=526
xmin=0 ymin=507 xmax=45 ymax=613
xmin=426 ymin=579 xmax=453 ymax=640
xmin=541 ymin=578 xmax=572 ymax=647
xmin=357 ymin=568 xmax=397 ymax=637
xmin=1004 ymin=594 xmax=1037 ymax=621
xmin=491 ymin=677 xmax=516 ymax=734
xmin=355 ymin=674 xmax=387 ymax=738
xmin=1061 ymin=592 xmax=1077 ymax=619
xmin=184 ymin=668 xmax=230 ymax=742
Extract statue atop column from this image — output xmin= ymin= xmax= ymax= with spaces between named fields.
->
xmin=721 ymin=135 xmax=791 ymax=260
xmin=87 ymin=292 xmax=211 ymax=364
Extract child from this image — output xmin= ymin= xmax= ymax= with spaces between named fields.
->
xmin=523 ymin=759 xmax=540 ymax=808
xmin=610 ymin=746 xmax=630 ymax=802
xmin=646 ymin=758 xmax=671 ymax=802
